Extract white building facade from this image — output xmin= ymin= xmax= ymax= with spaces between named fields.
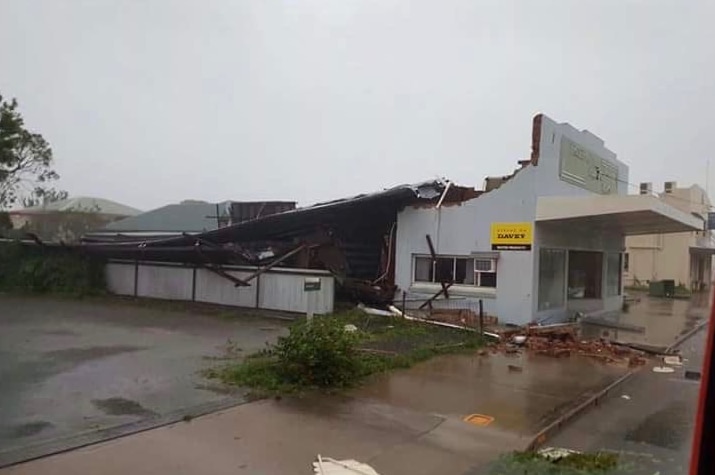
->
xmin=394 ymin=114 xmax=701 ymax=325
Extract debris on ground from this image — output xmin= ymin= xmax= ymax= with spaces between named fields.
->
xmin=507 ymin=364 xmax=523 ymax=372
xmin=489 ymin=449 xmax=620 ymax=474
xmin=314 ymin=455 xmax=381 ymax=475
xmin=620 ymin=395 xmax=631 ymax=400
xmin=489 ymin=324 xmax=648 ymax=366
xmin=537 ymin=447 xmax=580 ymax=461
xmin=663 ymin=355 xmax=683 ymax=366
xmin=512 ymin=335 xmax=527 ymax=345
xmin=652 ymin=366 xmax=675 ymax=373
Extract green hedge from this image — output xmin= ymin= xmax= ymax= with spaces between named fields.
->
xmin=0 ymin=241 xmax=105 ymax=295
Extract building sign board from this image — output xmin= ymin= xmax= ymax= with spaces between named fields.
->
xmin=559 ymin=136 xmax=618 ymax=195
xmin=490 ymin=222 xmax=533 ymax=251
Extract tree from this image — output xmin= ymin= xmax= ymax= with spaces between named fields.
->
xmin=21 ymin=187 xmax=69 ymax=208
xmin=0 ymin=94 xmax=61 ymax=209
xmin=20 ymin=205 xmax=109 ymax=243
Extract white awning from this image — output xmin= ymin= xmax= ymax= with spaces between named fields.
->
xmin=536 ymin=195 xmax=702 ymax=235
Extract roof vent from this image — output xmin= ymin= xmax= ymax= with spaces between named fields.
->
xmin=664 ymin=181 xmax=676 ymax=194
xmin=639 ymin=182 xmax=652 ymax=195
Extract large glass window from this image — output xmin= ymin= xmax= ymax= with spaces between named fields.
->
xmin=605 ymin=252 xmax=622 ymax=296
xmin=413 ymin=256 xmax=497 ymax=288
xmin=568 ymin=251 xmax=603 ymax=299
xmin=538 ymin=249 xmax=566 ymax=311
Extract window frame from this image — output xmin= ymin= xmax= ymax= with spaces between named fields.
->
xmin=412 ymin=255 xmax=497 ymax=289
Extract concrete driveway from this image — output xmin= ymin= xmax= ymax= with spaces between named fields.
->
xmin=0 ymin=295 xmax=290 ymax=467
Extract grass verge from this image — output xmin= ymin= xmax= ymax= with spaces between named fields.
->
xmin=206 ymin=309 xmax=484 ymax=396
xmin=486 ymin=450 xmax=629 ymax=474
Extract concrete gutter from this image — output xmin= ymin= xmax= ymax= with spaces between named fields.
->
xmin=526 ymin=318 xmax=710 ymax=452
xmin=524 ymin=370 xmax=636 ymax=451
xmin=665 ymin=318 xmax=710 ymax=354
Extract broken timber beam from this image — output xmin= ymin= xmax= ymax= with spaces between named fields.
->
xmin=185 ymin=234 xmax=255 ymax=265
xmin=197 ymin=261 xmax=250 ymax=287
xmin=425 ymin=234 xmax=450 ymax=299
xmin=193 ymin=243 xmax=250 ymax=286
xmin=240 ymin=243 xmax=309 ymax=285
xmin=418 ymin=282 xmax=453 ymax=310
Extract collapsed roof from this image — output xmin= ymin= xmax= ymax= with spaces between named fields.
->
xmin=79 ymin=180 xmax=479 ymax=302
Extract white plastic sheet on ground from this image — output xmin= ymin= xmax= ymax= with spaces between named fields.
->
xmin=313 ymin=455 xmax=381 ymax=475
xmin=537 ymin=447 xmax=580 ymax=461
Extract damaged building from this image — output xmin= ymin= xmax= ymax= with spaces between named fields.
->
xmin=80 ymin=183 xmax=476 ymax=312
xmin=394 ymin=114 xmax=701 ymax=325
xmin=75 ymin=113 xmax=701 ymax=323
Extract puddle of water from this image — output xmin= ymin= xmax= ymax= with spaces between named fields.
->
xmin=585 ymin=293 xmax=706 ymax=347
xmin=92 ymin=397 xmax=157 ymax=417
xmin=44 ymin=345 xmax=144 ymax=364
xmin=352 ymin=351 xmax=626 ymax=434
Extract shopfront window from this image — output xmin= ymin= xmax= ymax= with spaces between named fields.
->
xmin=413 ymin=256 xmax=497 ymax=288
xmin=568 ymin=251 xmax=602 ymax=299
xmin=605 ymin=252 xmax=622 ymax=296
xmin=538 ymin=249 xmax=566 ymax=310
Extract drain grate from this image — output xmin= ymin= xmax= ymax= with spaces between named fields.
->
xmin=463 ymin=414 xmax=494 ymax=426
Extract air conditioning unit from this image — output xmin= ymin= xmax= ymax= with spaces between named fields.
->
xmin=639 ymin=182 xmax=652 ymax=195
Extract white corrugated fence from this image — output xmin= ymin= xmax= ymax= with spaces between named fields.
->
xmin=105 ymin=260 xmax=335 ymax=314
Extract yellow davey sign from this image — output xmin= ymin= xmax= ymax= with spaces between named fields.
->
xmin=490 ymin=222 xmax=533 ymax=251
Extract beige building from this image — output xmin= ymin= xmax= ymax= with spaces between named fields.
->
xmin=625 ymin=182 xmax=714 ymax=290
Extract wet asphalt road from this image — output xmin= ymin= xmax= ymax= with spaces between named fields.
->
xmin=548 ymin=324 xmax=707 ymax=475
xmin=0 ymin=295 xmax=289 ymax=466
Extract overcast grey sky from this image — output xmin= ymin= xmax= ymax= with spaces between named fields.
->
xmin=1 ymin=1 xmax=714 ymax=211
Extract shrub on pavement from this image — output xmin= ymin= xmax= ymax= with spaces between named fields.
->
xmin=210 ymin=313 xmax=484 ymax=395
xmin=275 ymin=317 xmax=361 ymax=388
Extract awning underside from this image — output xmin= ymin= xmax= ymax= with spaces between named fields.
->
xmin=691 ymin=246 xmax=715 ymax=255
xmin=536 ymin=195 xmax=702 ymax=236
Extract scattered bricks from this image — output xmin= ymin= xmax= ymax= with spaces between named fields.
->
xmin=490 ymin=328 xmax=651 ymax=366
xmin=613 ymin=345 xmax=633 ymax=356
xmin=553 ymin=348 xmax=571 ymax=358
xmin=628 ymin=356 xmax=647 ymax=366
